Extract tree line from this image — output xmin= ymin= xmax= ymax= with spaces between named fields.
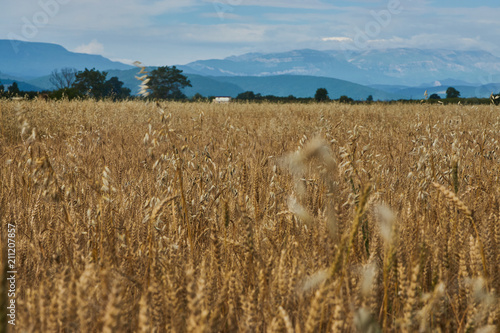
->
xmin=0 ymin=66 xmax=192 ymax=101
xmin=1 ymin=67 xmax=499 ymax=105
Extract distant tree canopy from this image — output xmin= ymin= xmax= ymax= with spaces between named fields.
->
xmin=50 ymin=68 xmax=77 ymax=90
xmin=315 ymin=88 xmax=329 ymax=102
xmin=71 ymin=68 xmax=130 ymax=100
xmin=233 ymin=91 xmax=306 ymax=103
xmin=49 ymin=87 xmax=81 ymax=100
xmin=104 ymin=76 xmax=131 ymax=100
xmin=366 ymin=95 xmax=374 ymax=102
xmin=147 ymin=66 xmax=191 ymax=100
xmin=72 ymin=68 xmax=108 ymax=98
xmin=429 ymin=93 xmax=441 ymax=100
xmin=236 ymin=91 xmax=257 ymax=100
xmin=446 ymin=87 xmax=460 ymax=99
xmin=192 ymin=93 xmax=207 ymax=102
xmin=8 ymin=82 xmax=20 ymax=96
xmin=339 ymin=95 xmax=354 ymax=103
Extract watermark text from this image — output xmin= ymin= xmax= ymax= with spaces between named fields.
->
xmin=6 ymin=223 xmax=17 ymax=326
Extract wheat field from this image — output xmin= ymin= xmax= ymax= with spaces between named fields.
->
xmin=0 ymin=99 xmax=499 ymax=332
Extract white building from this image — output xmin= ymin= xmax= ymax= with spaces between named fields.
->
xmin=213 ymin=96 xmax=232 ymax=104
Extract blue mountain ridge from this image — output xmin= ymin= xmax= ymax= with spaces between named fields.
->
xmin=180 ymin=48 xmax=500 ymax=86
xmin=0 ymin=39 xmax=132 ymax=78
xmin=2 ymin=40 xmax=500 ymax=99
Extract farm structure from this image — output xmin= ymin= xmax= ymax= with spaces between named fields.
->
xmin=213 ymin=96 xmax=232 ymax=103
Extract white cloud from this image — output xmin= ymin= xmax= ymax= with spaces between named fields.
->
xmin=74 ymin=40 xmax=105 ymax=55
xmin=356 ymin=34 xmax=496 ymax=54
xmin=109 ymin=58 xmax=136 ymax=65
xmin=322 ymin=37 xmax=353 ymax=42
xmin=160 ymin=23 xmax=269 ymax=43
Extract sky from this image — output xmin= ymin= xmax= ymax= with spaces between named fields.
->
xmin=1 ymin=0 xmax=500 ymax=66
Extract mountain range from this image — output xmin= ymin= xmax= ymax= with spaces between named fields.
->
xmin=0 ymin=40 xmax=132 ymax=78
xmin=1 ymin=40 xmax=500 ymax=100
xmin=179 ymin=48 xmax=500 ymax=86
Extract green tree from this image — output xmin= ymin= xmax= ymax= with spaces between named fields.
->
xmin=366 ymin=95 xmax=374 ymax=102
xmin=236 ymin=91 xmax=256 ymax=101
xmin=8 ymin=82 xmax=20 ymax=96
xmin=72 ymin=69 xmax=129 ymax=100
xmin=49 ymin=87 xmax=81 ymax=100
xmin=446 ymin=87 xmax=460 ymax=99
xmin=147 ymin=66 xmax=192 ymax=100
xmin=339 ymin=95 xmax=353 ymax=103
xmin=315 ymin=88 xmax=329 ymax=102
xmin=192 ymin=93 xmax=206 ymax=102
xmin=0 ymin=81 xmax=4 ymax=96
xmin=72 ymin=68 xmax=108 ymax=99
xmin=104 ymin=76 xmax=131 ymax=100
xmin=429 ymin=93 xmax=441 ymax=100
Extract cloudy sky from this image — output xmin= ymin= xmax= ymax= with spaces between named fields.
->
xmin=2 ymin=0 xmax=500 ymax=65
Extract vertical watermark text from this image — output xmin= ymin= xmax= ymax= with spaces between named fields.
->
xmin=6 ymin=223 xmax=17 ymax=326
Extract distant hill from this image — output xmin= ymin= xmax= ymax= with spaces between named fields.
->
xmin=9 ymin=69 xmax=500 ymax=101
xmin=24 ymin=67 xmax=395 ymax=99
xmin=210 ymin=75 xmax=396 ymax=100
xmin=0 ymin=72 xmax=41 ymax=91
xmin=0 ymin=40 xmax=132 ymax=79
xmin=383 ymin=83 xmax=500 ymax=100
xmin=0 ymin=72 xmax=26 ymax=82
xmin=178 ymin=49 xmax=380 ymax=85
xmin=103 ymin=68 xmax=397 ymax=99
xmin=181 ymin=48 xmax=500 ymax=86
xmin=20 ymin=66 xmax=499 ymax=100
xmin=0 ymin=78 xmax=43 ymax=92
